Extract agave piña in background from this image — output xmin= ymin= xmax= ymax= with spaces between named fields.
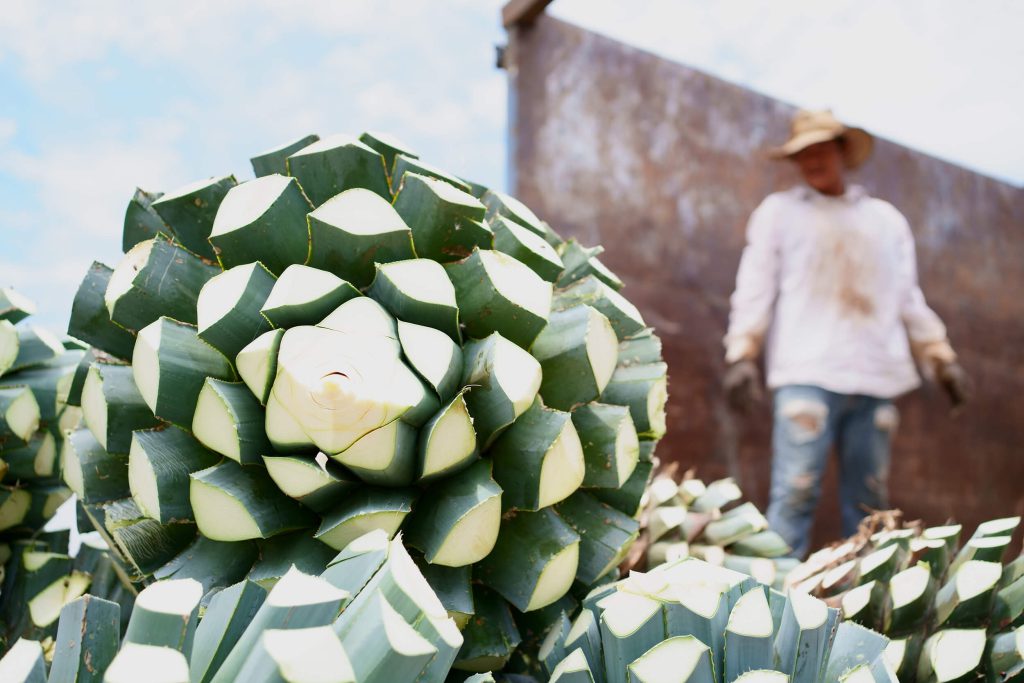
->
xmin=787 ymin=512 xmax=1023 ymax=682
xmin=637 ymin=470 xmax=797 ymax=590
xmin=0 ymin=289 xmax=132 ymax=651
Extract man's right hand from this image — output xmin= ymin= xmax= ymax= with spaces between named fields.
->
xmin=723 ymin=359 xmax=764 ymax=414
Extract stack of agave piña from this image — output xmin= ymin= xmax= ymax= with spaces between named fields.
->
xmin=0 ymin=289 xmax=131 ymax=649
xmin=787 ymin=514 xmax=1024 ymax=682
xmin=0 ymin=529 xmax=473 ymax=683
xmin=39 ymin=131 xmax=666 ymax=679
xmin=642 ymin=473 xmax=797 ymax=590
xmin=539 ymin=555 xmax=896 ymax=683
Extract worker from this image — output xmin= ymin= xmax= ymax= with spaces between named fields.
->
xmin=722 ymin=109 xmax=969 ymax=558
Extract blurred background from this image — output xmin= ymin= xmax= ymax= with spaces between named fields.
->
xmin=2 ymin=0 xmax=1020 ymax=330
xmin=2 ymin=0 xmax=1021 ymax=543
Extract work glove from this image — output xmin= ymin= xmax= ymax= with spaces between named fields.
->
xmin=723 ymin=359 xmax=764 ymax=414
xmin=936 ymin=360 xmax=971 ymax=411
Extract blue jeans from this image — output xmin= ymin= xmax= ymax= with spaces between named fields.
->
xmin=767 ymin=385 xmax=897 ymax=558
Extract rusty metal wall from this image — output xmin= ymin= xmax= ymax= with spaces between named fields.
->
xmin=506 ymin=15 xmax=1024 ymax=544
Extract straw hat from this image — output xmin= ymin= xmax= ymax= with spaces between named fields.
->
xmin=770 ymin=109 xmax=874 ymax=169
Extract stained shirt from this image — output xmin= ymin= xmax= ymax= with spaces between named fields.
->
xmin=724 ymin=185 xmax=950 ymax=399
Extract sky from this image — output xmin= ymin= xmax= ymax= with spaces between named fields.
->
xmin=1 ymin=0 xmax=1021 ymax=330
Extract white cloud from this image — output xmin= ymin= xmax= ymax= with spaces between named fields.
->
xmin=0 ymin=1 xmax=510 ymax=327
xmin=0 ymin=125 xmax=188 ymax=329
xmin=0 ymin=254 xmax=108 ymax=332
xmin=1 ymin=129 xmax=188 ymax=237
xmin=0 ymin=1 xmax=503 ymax=80
xmin=0 ymin=0 xmax=508 ymax=173
xmin=0 ymin=118 xmax=16 ymax=144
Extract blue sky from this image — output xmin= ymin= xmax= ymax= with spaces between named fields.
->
xmin=2 ymin=0 xmax=1021 ymax=330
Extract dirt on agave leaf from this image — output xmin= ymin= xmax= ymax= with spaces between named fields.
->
xmin=784 ymin=508 xmax=922 ymax=589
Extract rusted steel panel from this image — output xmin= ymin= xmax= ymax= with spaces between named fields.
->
xmin=507 ymin=15 xmax=1024 ymax=545
xmin=502 ymin=0 xmax=556 ymax=28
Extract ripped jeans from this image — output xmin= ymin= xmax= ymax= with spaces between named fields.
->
xmin=767 ymin=385 xmax=897 ymax=558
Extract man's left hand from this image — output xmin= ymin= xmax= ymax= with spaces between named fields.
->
xmin=937 ymin=361 xmax=971 ymax=411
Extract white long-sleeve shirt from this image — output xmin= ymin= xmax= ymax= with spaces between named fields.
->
xmin=724 ymin=185 xmax=952 ymax=399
